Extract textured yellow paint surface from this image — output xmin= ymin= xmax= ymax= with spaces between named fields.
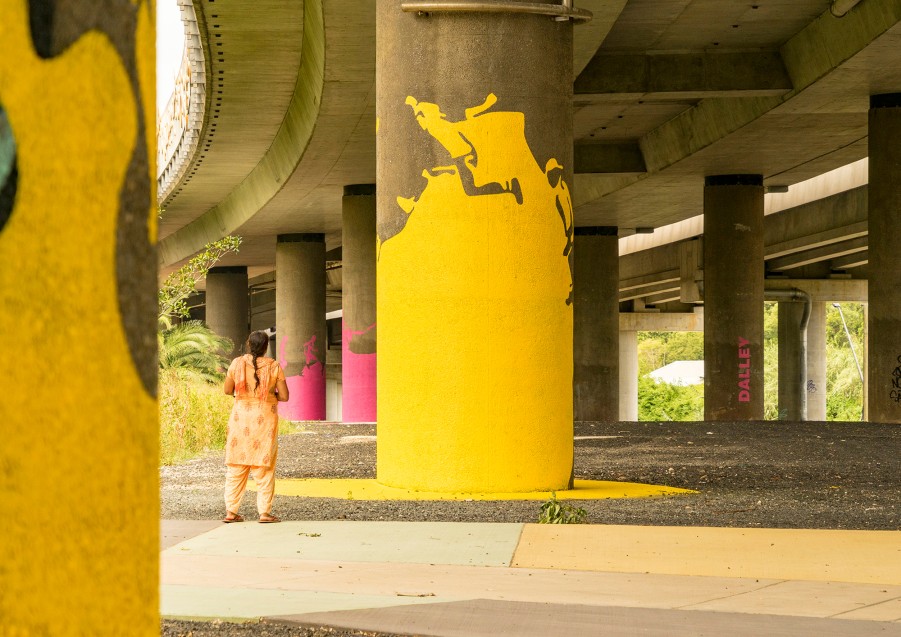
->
xmin=252 ymin=478 xmax=695 ymax=501
xmin=378 ymin=96 xmax=574 ymax=492
xmin=0 ymin=3 xmax=158 ymax=634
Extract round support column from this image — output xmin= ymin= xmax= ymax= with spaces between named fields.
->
xmin=619 ymin=330 xmax=638 ymax=421
xmin=342 ymin=184 xmax=377 ymax=423
xmin=777 ymin=301 xmax=806 ymax=421
xmin=867 ymin=94 xmax=901 ymax=423
xmin=806 ymin=302 xmax=827 ymax=420
xmin=574 ymin=227 xmax=619 ymax=421
xmin=376 ymin=3 xmax=575 ymax=491
xmin=276 ymin=234 xmax=327 ymax=421
xmin=205 ymin=266 xmax=249 ymax=359
xmin=703 ymin=175 xmax=765 ymax=420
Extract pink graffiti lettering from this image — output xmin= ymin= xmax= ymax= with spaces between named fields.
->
xmin=303 ymin=335 xmax=320 ymax=367
xmin=342 ymin=321 xmax=376 ymax=344
xmin=738 ymin=337 xmax=751 ymax=402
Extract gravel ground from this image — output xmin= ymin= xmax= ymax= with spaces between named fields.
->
xmin=162 ymin=420 xmax=899 ymax=529
xmin=162 ymin=419 xmax=900 ymax=636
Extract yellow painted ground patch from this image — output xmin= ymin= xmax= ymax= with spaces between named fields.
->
xmin=250 ymin=478 xmax=696 ymax=501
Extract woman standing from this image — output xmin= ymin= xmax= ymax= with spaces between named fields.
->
xmin=222 ymin=331 xmax=289 ymax=523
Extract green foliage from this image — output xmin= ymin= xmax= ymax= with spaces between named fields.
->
xmin=159 ymin=369 xmax=233 ymax=465
xmin=828 ymin=347 xmax=864 ymax=420
xmin=638 ymin=375 xmax=704 ymax=421
xmin=158 ymin=235 xmax=242 ymax=324
xmin=637 ymin=331 xmax=703 ymax=376
xmin=159 ymin=320 xmax=232 ymax=383
xmin=538 ymin=492 xmax=588 ymax=524
xmin=763 ymin=302 xmax=863 ymax=420
xmin=763 ymin=303 xmax=780 ymax=419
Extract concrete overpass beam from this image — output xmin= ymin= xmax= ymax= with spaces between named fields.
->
xmin=574 ymin=51 xmax=792 ymax=99
xmin=341 ymin=185 xmax=377 ymax=423
xmin=376 ymin=4 xmax=575 ymax=492
xmin=867 ymin=93 xmax=901 ymax=423
xmin=205 ymin=266 xmax=249 ymax=359
xmin=276 ymin=233 xmax=326 ymax=421
xmin=574 ymin=227 xmax=619 ymax=421
xmin=574 ymin=142 xmax=646 ymax=174
xmin=704 ymin=175 xmax=765 ymax=420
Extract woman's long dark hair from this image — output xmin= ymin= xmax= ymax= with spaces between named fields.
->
xmin=245 ymin=331 xmax=269 ymax=390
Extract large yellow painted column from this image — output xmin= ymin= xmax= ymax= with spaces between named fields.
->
xmin=376 ymin=3 xmax=576 ymax=492
xmin=0 ymin=1 xmax=158 ymax=633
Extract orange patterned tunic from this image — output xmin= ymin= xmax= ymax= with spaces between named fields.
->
xmin=225 ymin=355 xmax=284 ymax=468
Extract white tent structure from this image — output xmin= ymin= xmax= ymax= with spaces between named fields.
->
xmin=647 ymin=360 xmax=704 ymax=386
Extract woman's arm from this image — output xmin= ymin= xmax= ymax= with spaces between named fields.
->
xmin=275 ymin=378 xmax=289 ymax=402
xmin=223 ymin=359 xmax=236 ymax=395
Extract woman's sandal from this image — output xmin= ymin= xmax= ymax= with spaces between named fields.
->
xmin=258 ymin=513 xmax=281 ymax=524
xmin=222 ymin=512 xmax=244 ymax=523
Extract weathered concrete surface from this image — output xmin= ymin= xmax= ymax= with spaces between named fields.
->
xmin=205 ymin=266 xmax=249 ymax=358
xmin=276 ymin=234 xmax=326 ymax=421
xmin=574 ymin=228 xmax=619 ymax=422
xmin=704 ymin=176 xmax=765 ymax=420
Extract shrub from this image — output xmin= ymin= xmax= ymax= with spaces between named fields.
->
xmin=538 ymin=492 xmax=588 ymax=524
xmin=159 ymin=369 xmax=233 ymax=465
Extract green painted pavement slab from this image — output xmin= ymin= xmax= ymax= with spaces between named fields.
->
xmin=163 ymin=521 xmax=525 ymax=567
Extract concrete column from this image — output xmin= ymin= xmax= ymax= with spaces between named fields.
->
xmin=863 ymin=302 xmax=869 ymax=421
xmin=619 ymin=330 xmax=639 ymax=421
xmin=276 ymin=234 xmax=326 ymax=421
xmin=867 ymin=94 xmax=901 ymax=423
xmin=0 ymin=3 xmax=157 ymax=630
xmin=703 ymin=175 xmax=765 ymax=420
xmin=342 ymin=184 xmax=377 ymax=423
xmin=205 ymin=266 xmax=249 ymax=358
xmin=574 ymin=227 xmax=619 ymax=421
xmin=806 ymin=302 xmax=827 ymax=421
xmin=376 ymin=4 xmax=575 ymax=491
xmin=777 ymin=301 xmax=806 ymax=421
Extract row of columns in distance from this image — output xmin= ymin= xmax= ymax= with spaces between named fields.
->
xmin=203 ymin=92 xmax=901 ymax=430
xmin=206 ymin=185 xmax=377 ymax=423
xmin=207 ymin=190 xmax=853 ymax=426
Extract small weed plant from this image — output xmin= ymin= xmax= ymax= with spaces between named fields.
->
xmin=537 ymin=492 xmax=588 ymax=524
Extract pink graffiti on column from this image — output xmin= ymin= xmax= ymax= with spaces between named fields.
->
xmin=737 ymin=337 xmax=751 ymax=403
xmin=278 ymin=334 xmax=326 ymax=420
xmin=342 ymin=321 xmax=376 ymax=422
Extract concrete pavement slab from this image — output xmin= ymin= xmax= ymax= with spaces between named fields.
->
xmin=161 ymin=552 xmax=779 ymax=609
xmin=513 ymin=524 xmax=901 ymax=584
xmin=271 ymin=599 xmax=901 ymax=637
xmin=164 ymin=521 xmax=524 ymax=566
xmin=161 ymin=520 xmax=222 ymax=550
xmin=161 ymin=584 xmax=448 ymax=621
xmin=834 ymin=597 xmax=901 ymax=622
xmin=682 ymin=579 xmax=901 ymax=619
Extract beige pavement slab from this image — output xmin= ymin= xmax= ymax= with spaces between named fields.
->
xmin=161 ymin=552 xmax=778 ymax=610
xmin=834 ymin=597 xmax=901 ymax=622
xmin=683 ymin=579 xmax=901 ymax=619
xmin=164 ymin=521 xmax=523 ymax=566
xmin=161 ymin=584 xmax=447 ymax=621
xmin=513 ymin=524 xmax=901 ymax=584
xmin=273 ymin=600 xmax=901 ymax=637
xmin=161 ymin=520 xmax=222 ymax=550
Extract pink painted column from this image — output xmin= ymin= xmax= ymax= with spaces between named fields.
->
xmin=342 ymin=185 xmax=377 ymax=422
xmin=276 ymin=233 xmax=326 ymax=421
